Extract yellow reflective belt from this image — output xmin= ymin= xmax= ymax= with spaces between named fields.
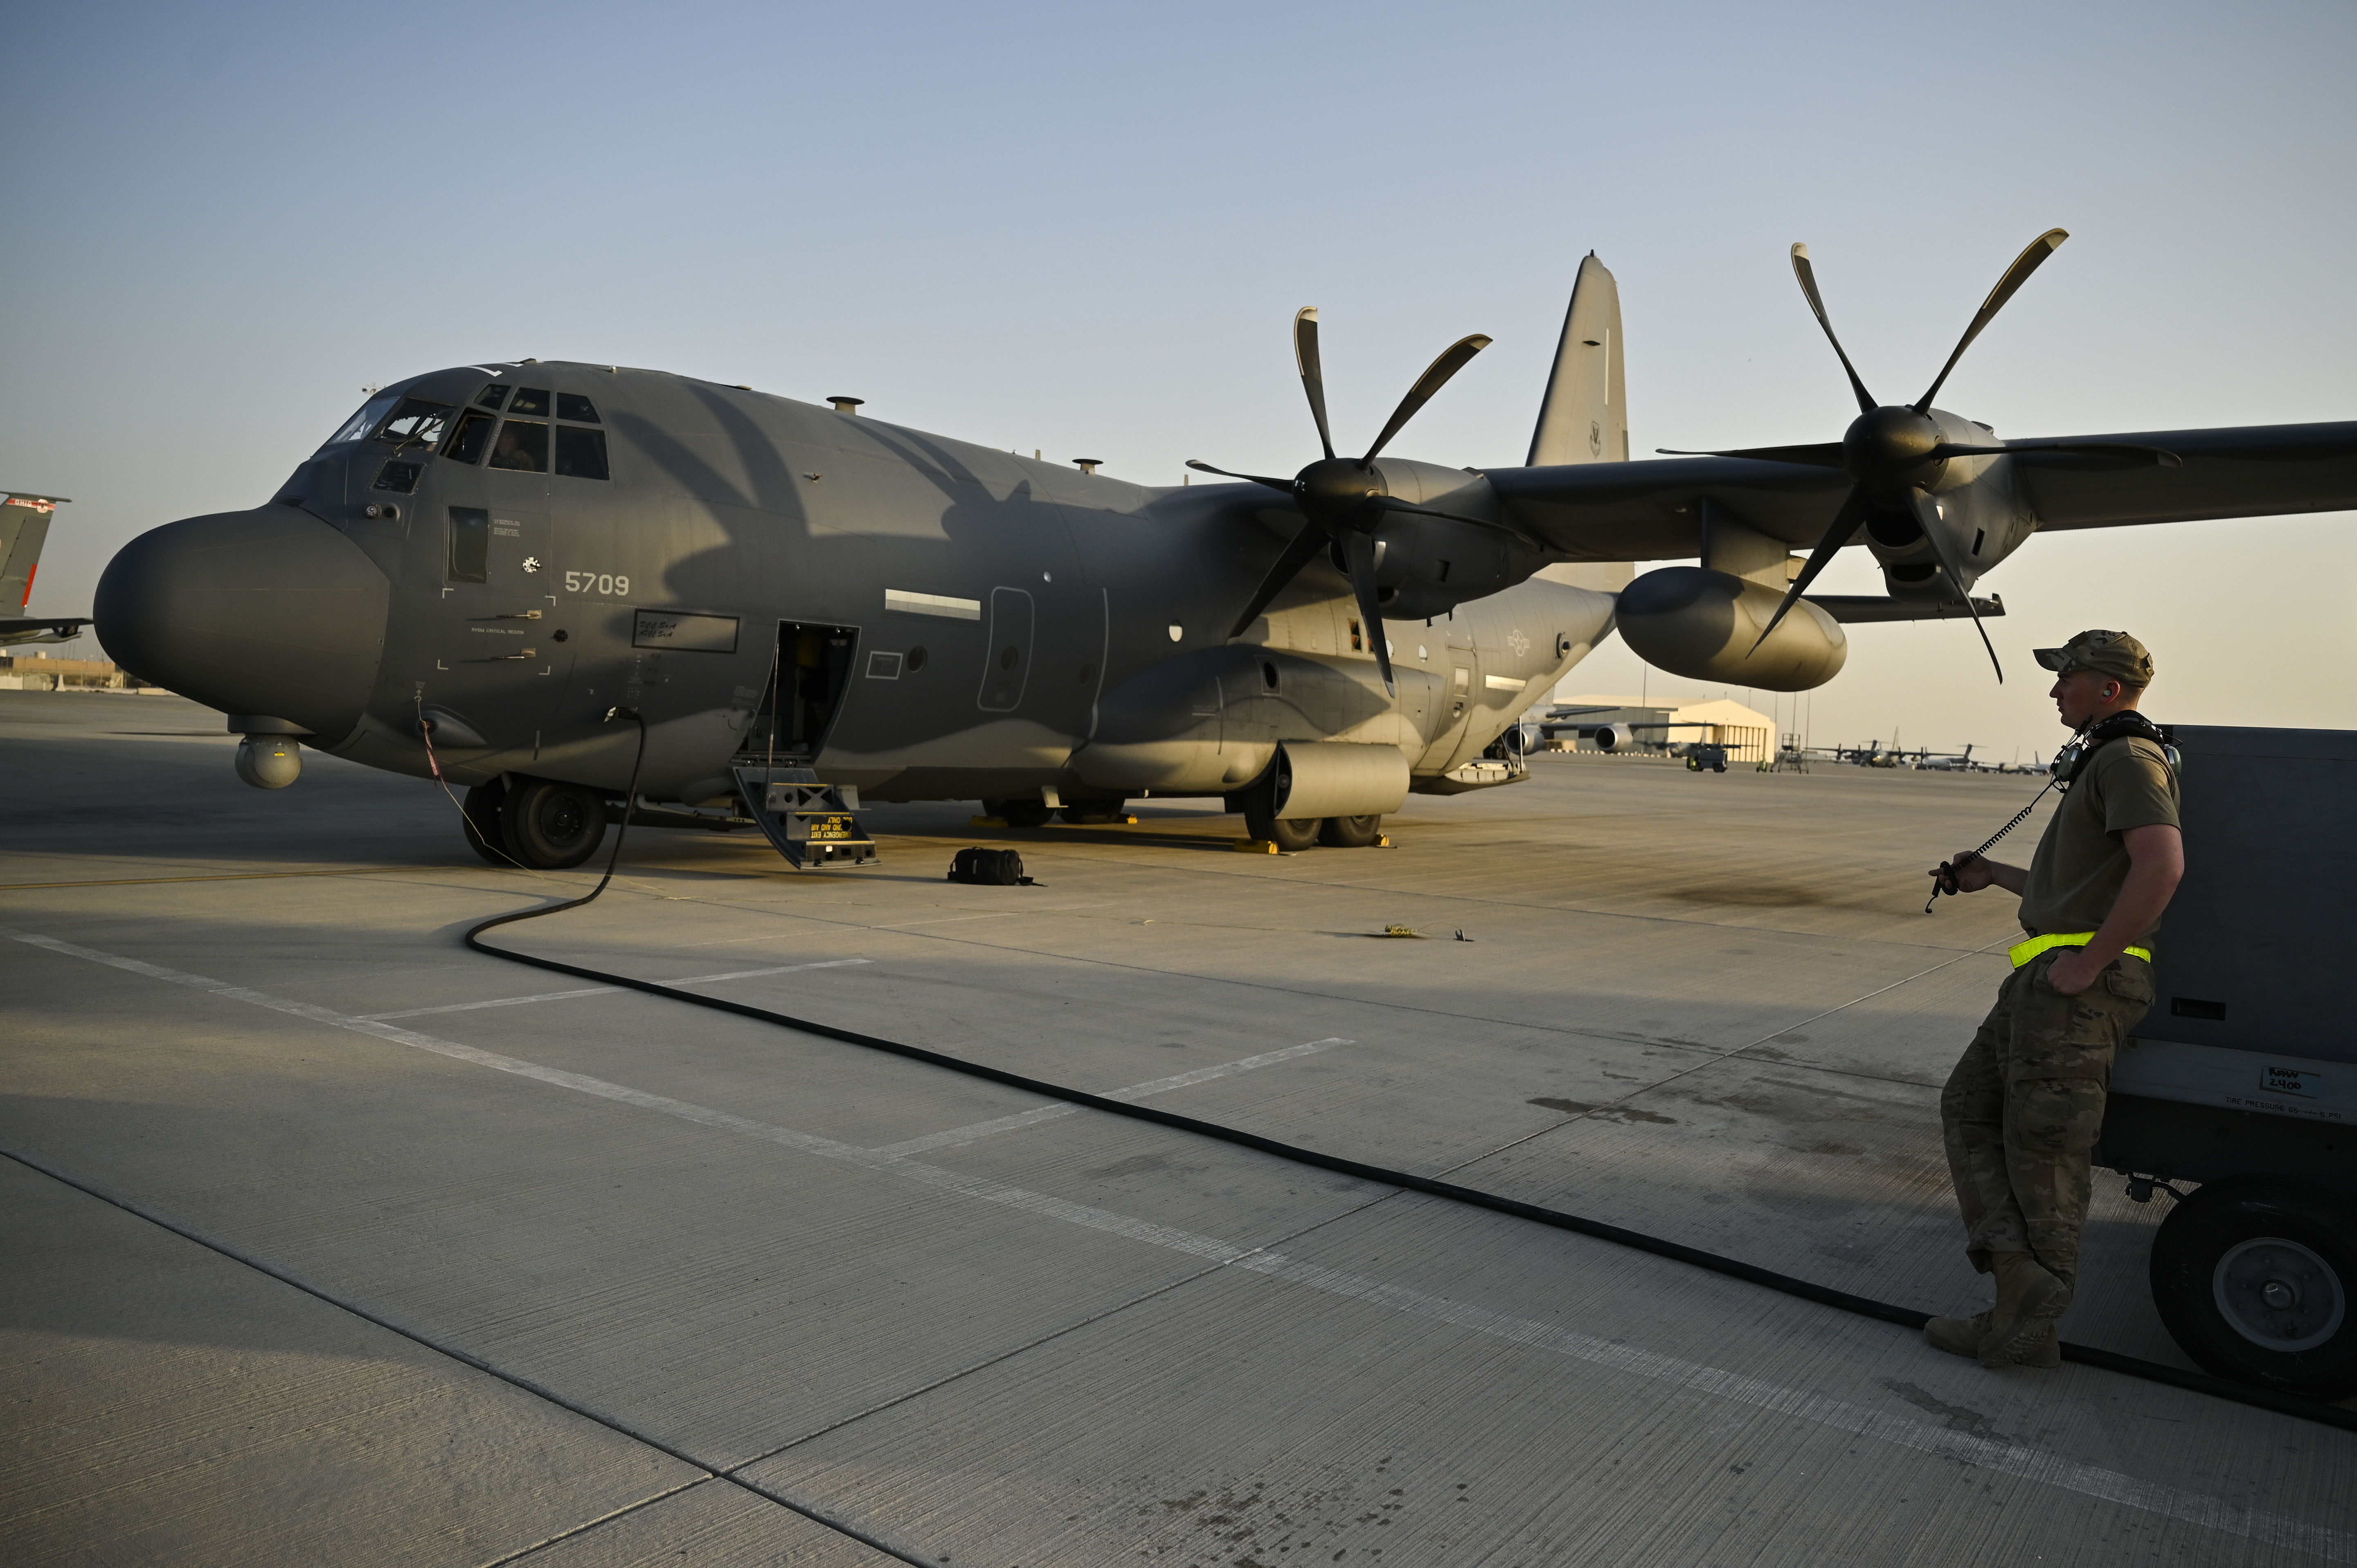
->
xmin=2009 ymin=932 xmax=2154 ymax=969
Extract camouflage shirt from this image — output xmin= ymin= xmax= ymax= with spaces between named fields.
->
xmin=2018 ymin=732 xmax=2181 ymax=943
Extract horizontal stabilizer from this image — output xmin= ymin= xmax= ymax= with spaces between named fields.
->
xmin=1809 ymin=594 xmax=2004 ymax=624
xmin=0 ymin=616 xmax=92 ymax=647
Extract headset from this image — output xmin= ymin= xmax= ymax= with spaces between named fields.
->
xmin=1924 ymin=704 xmax=2178 ymax=912
xmin=2050 ymin=709 xmax=2181 ymax=783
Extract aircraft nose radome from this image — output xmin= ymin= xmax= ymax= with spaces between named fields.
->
xmin=96 ymin=506 xmax=390 ymax=741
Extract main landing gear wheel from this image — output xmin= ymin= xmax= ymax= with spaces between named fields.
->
xmin=1059 ymin=799 xmax=1126 ymax=824
xmin=500 ymin=778 xmax=611 ymax=870
xmin=1243 ymin=805 xmax=1322 ymax=851
xmin=1318 ymin=814 xmax=1383 ymax=848
xmin=984 ymin=798 xmax=1054 ymax=828
xmin=462 ymin=779 xmax=512 ymax=866
xmin=2149 ymin=1178 xmax=2357 ymax=1400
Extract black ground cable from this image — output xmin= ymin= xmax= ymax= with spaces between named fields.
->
xmin=462 ymin=770 xmax=2357 ymax=1437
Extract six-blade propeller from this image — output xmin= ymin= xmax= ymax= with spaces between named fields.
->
xmin=1659 ymin=229 xmax=2178 ymax=684
xmin=1189 ymin=308 xmax=1513 ymax=695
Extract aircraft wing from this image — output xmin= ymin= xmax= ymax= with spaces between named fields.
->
xmin=1483 ymin=420 xmax=2357 ymax=558
xmin=2006 ymin=421 xmax=2357 ymax=531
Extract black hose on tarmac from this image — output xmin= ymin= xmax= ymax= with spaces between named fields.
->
xmin=463 ymin=741 xmax=2357 ymax=1436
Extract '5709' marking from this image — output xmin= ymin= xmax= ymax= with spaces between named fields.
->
xmin=563 ymin=571 xmax=630 ymax=596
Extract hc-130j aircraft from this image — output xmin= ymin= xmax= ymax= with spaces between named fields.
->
xmin=96 ymin=233 xmax=2357 ymax=867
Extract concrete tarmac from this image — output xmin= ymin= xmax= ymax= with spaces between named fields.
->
xmin=3 ymin=690 xmax=2349 ymax=1566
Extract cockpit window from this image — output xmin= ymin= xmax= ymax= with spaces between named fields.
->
xmin=443 ymin=410 xmax=497 ymax=465
xmin=323 ymin=392 xmax=398 ymax=448
xmin=507 ymin=388 xmax=552 ymax=416
xmin=488 ymin=420 xmax=549 ymax=473
xmin=474 ymin=384 xmax=511 ymax=410
xmin=556 ymin=392 xmax=600 ymax=423
xmin=554 ymin=426 xmax=609 ymax=480
xmin=375 ymin=396 xmax=455 ymax=448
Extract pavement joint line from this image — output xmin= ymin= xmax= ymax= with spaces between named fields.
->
xmin=13 ymin=926 xmax=2349 ymax=1558
xmin=352 ymin=959 xmax=872 ymax=1021
xmin=870 ymin=1037 xmax=1352 ymax=1156
xmin=0 ymin=1146 xmax=930 ymax=1568
xmin=473 ymin=1477 xmax=718 ymax=1568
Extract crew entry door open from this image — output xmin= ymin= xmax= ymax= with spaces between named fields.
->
xmin=732 ymin=619 xmax=877 ymax=869
xmin=739 ymin=620 xmax=858 ymax=767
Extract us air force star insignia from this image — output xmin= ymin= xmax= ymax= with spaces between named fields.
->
xmin=1507 ymin=627 xmax=1530 ymax=656
xmin=522 ymin=557 xmax=541 ymax=573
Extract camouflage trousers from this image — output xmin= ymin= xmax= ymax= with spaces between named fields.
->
xmin=1940 ymin=950 xmax=2156 ymax=1290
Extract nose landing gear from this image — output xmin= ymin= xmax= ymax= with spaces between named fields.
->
xmin=461 ymin=775 xmax=612 ymax=870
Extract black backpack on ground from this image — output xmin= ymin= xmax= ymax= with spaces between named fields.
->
xmin=948 ymin=847 xmax=1034 ymax=885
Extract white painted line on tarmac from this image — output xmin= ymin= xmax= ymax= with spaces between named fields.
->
xmin=872 ymin=1037 xmax=1351 ymax=1157
xmin=12 ymin=927 xmax=2350 ymax=1562
xmin=352 ymin=959 xmax=871 ymax=1020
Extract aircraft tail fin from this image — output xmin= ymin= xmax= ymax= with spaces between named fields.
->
xmin=1 ymin=493 xmax=67 ymax=611
xmin=1526 ymin=253 xmax=1628 ymax=467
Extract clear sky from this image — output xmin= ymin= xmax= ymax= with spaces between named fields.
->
xmin=5 ymin=0 xmax=2351 ymax=762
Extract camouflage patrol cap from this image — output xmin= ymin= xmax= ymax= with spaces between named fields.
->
xmin=2033 ymin=629 xmax=2155 ymax=685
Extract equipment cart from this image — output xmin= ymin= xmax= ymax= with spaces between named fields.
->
xmin=2096 ymin=724 xmax=2357 ymax=1400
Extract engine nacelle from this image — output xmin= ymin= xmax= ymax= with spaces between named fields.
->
xmin=1617 ymin=567 xmax=1848 ymax=692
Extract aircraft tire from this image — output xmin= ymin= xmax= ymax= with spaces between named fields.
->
xmin=2150 ymin=1178 xmax=2357 ymax=1400
xmin=1318 ymin=814 xmax=1382 ymax=848
xmin=500 ymin=778 xmax=610 ymax=869
xmin=1244 ymin=806 xmax=1322 ymax=851
xmin=1058 ymin=799 xmax=1126 ymax=824
xmin=462 ymin=779 xmax=512 ymax=866
xmin=985 ymin=798 xmax=1055 ymax=828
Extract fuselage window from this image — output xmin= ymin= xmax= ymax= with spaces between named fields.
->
xmin=507 ymin=388 xmax=552 ymax=416
xmin=554 ymin=426 xmax=609 ymax=480
xmin=373 ymin=460 xmax=422 ymax=494
xmin=475 ymin=384 xmax=511 ymax=410
xmin=323 ymin=392 xmax=397 ymax=448
xmin=375 ymin=397 xmax=454 ymax=448
xmin=447 ymin=506 xmax=490 ymax=583
xmin=443 ymin=410 xmax=497 ymax=465
xmin=555 ymin=392 xmax=600 ymax=423
xmin=489 ymin=420 xmax=550 ymax=473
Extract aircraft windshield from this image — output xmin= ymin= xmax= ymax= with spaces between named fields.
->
xmin=320 ymin=392 xmax=398 ymax=450
xmin=376 ymin=397 xmax=454 ymax=448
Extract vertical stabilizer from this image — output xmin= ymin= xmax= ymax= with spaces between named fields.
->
xmin=1526 ymin=253 xmax=1628 ymax=466
xmin=0 ymin=493 xmax=66 ymax=610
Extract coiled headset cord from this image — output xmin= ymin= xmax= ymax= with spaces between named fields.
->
xmin=465 ymin=717 xmax=2353 ymax=1435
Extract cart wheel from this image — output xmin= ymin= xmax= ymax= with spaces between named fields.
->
xmin=1686 ymin=756 xmax=1701 ymax=772
xmin=2150 ymin=1178 xmax=2357 ymax=1400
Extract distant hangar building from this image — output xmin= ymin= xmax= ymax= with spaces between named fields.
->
xmin=1532 ymin=693 xmax=1778 ymax=763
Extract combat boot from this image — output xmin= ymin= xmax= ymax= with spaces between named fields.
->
xmin=1979 ymin=1250 xmax=2067 ymax=1369
xmin=1923 ymin=1310 xmax=1989 ymax=1359
xmin=1983 ymin=1316 xmax=2061 ymax=1369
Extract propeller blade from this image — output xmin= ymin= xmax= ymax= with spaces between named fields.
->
xmin=1360 ymin=334 xmax=1494 ymax=464
xmin=1927 ymin=439 xmax=2180 ymax=468
xmin=1908 ymin=489 xmax=2002 ymax=681
xmin=1227 ymin=520 xmax=1334 ymax=639
xmin=1186 ymin=459 xmax=1296 ymax=492
xmin=1749 ymin=485 xmax=1871 ymax=654
xmin=1340 ymin=530 xmax=1395 ymax=695
xmin=1371 ymin=495 xmax=1544 ymax=549
xmin=1655 ymin=441 xmax=1847 ymax=468
xmin=1790 ymin=243 xmax=1877 ymax=415
xmin=1294 ymin=308 xmax=1336 ymax=462
xmin=1913 ymin=228 xmax=2069 ymax=412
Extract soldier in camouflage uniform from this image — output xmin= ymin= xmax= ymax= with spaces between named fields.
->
xmin=1924 ymin=630 xmax=2184 ymax=1369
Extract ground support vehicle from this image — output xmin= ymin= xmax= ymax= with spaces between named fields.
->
xmin=2097 ymin=725 xmax=2357 ymax=1400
